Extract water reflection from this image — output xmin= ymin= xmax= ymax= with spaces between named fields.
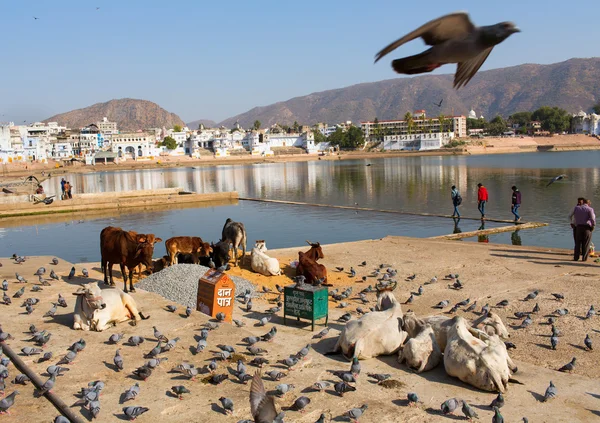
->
xmin=511 ymin=230 xmax=522 ymax=246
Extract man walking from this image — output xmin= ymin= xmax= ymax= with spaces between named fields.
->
xmin=477 ymin=183 xmax=488 ymax=219
xmin=451 ymin=185 xmax=461 ymax=218
xmin=570 ymin=197 xmax=596 ymax=261
xmin=60 ymin=178 xmax=66 ymax=200
xmin=511 ymin=186 xmax=522 ymax=222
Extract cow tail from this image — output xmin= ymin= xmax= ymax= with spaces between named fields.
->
xmin=138 ymin=311 xmax=150 ymax=320
xmin=508 ymin=377 xmax=524 ymax=385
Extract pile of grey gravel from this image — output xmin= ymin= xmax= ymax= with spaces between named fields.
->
xmin=136 ymin=264 xmax=256 ymax=309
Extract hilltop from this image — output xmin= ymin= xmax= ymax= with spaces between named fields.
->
xmin=43 ymin=98 xmax=185 ymax=131
xmin=218 ymin=58 xmax=600 ymax=127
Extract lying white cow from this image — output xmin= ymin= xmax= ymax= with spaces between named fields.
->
xmin=73 ymin=282 xmax=149 ymax=331
xmin=332 ymin=284 xmax=406 ymax=360
xmin=398 ymin=322 xmax=442 ymax=373
xmin=444 ymin=316 xmax=517 ymax=392
xmin=402 ymin=311 xmax=509 ymax=351
xmin=250 ymin=240 xmax=281 ymax=276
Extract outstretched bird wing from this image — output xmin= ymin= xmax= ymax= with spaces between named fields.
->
xmin=250 ymin=371 xmax=278 ymax=423
xmin=454 ymin=47 xmax=493 ymax=88
xmin=375 ymin=12 xmax=474 ymax=63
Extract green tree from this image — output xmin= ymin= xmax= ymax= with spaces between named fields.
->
xmin=345 ymin=126 xmax=364 ymax=148
xmin=253 ymin=120 xmax=261 ymax=130
xmin=593 ymin=102 xmax=600 ymax=114
xmin=292 ymin=121 xmax=300 ymax=133
xmin=485 ymin=116 xmax=507 ymax=136
xmin=327 ymin=127 xmax=345 ymax=147
xmin=467 ymin=117 xmax=487 ymax=130
xmin=161 ymin=136 xmax=177 ymax=150
xmin=438 ymin=114 xmax=448 ymax=133
xmin=531 ymin=106 xmax=571 ymax=133
xmin=173 ymin=124 xmax=182 ymax=133
xmin=404 ymin=112 xmax=413 ymax=135
xmin=508 ymin=111 xmax=532 ymax=127
xmin=280 ymin=124 xmax=290 ymax=133
xmin=312 ymin=129 xmax=326 ymax=144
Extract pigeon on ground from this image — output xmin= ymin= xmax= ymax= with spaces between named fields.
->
xmin=543 ymin=381 xmax=557 ymax=401
xmin=551 ymin=293 xmax=564 ymax=301
xmin=39 ymin=352 xmax=53 ymax=363
xmin=492 ymin=406 xmax=504 ymax=423
xmin=275 ymin=383 xmax=295 ymax=396
xmin=367 ymin=373 xmax=391 ymax=383
xmin=496 ymin=299 xmax=509 ymax=307
xmin=441 ymin=398 xmax=461 ymax=415
xmin=185 ymin=306 xmax=192 ymax=317
xmin=132 ymin=365 xmax=152 ymax=381
xmin=43 ymin=303 xmax=58 ymax=318
xmin=209 ymin=374 xmax=229 ymax=385
xmin=57 ymin=350 xmax=77 ymax=365
xmin=586 ymin=305 xmax=596 ymax=319
xmin=462 ymin=401 xmax=479 ymax=420
xmin=37 ymin=374 xmax=56 ymax=396
xmin=114 ymin=349 xmax=124 ymax=371
xmin=547 ymin=174 xmax=567 ymax=187
xmin=57 ymin=294 xmax=67 ymax=308
xmin=219 ymin=397 xmax=234 ymax=415
xmin=558 ymin=357 xmax=576 ymax=372
xmin=504 ymin=342 xmax=517 ymax=350
xmin=524 ymin=290 xmax=539 ymax=301
xmin=0 ymin=390 xmax=19 ymax=414
xmin=124 ymin=383 xmax=140 ymax=401
xmin=68 ymin=267 xmax=75 ymax=280
xmin=12 ymin=374 xmax=30 ymax=385
xmin=407 ymin=392 xmax=420 ymax=406
xmin=69 ymin=339 xmax=86 ymax=353
xmin=490 ymin=393 xmax=504 ymax=409
xmin=374 ymin=12 xmax=520 ymax=89
xmin=82 ymin=268 xmax=89 ymax=278
xmin=21 ymin=347 xmax=42 ymax=356
xmin=554 ymin=308 xmax=569 ymax=316
xmin=108 ymin=333 xmax=124 ymax=344
xmin=312 ymin=381 xmax=331 ymax=391
xmin=54 ymin=417 xmax=70 ymax=423
xmin=434 ymin=300 xmax=450 ymax=309
xmin=153 ymin=326 xmax=168 ymax=343
xmin=585 ymin=334 xmax=593 ymax=350
xmin=267 ymin=370 xmax=286 ymax=381
xmin=166 ymin=305 xmax=177 ymax=313
xmin=46 ymin=366 xmax=70 ymax=376
xmin=1 ymin=280 xmax=7 ymax=291
xmin=233 ymin=319 xmax=245 ymax=327
xmin=51 ymin=258 xmax=59 ymax=265
xmin=50 ymin=270 xmax=59 ymax=281
xmin=292 ymin=396 xmax=311 ymax=412
xmin=123 ymin=406 xmax=149 ymax=420
xmin=128 ymin=336 xmax=145 ymax=346
xmin=171 ymin=385 xmax=190 ymax=400
xmin=334 ymin=381 xmax=356 ymax=397
xmin=13 ymin=287 xmax=24 ymax=298
xmin=89 ymin=400 xmax=101 ymax=419
xmin=551 ymin=335 xmax=559 ymax=350
xmin=345 ymin=404 xmax=368 ymax=422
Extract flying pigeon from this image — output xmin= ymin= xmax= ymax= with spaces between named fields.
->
xmin=547 ymin=174 xmax=567 ymax=187
xmin=250 ymin=371 xmax=279 ymax=422
xmin=374 ymin=12 xmax=520 ymax=89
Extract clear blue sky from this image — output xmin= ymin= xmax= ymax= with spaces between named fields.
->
xmin=2 ymin=0 xmax=599 ymax=125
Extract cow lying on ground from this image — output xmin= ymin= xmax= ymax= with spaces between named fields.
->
xmin=221 ymin=218 xmax=247 ymax=267
xmin=100 ymin=226 xmax=161 ymax=293
xmin=250 ymin=241 xmax=281 ymax=276
xmin=73 ymin=282 xmax=149 ymax=331
xmin=296 ymin=241 xmax=327 ymax=284
xmin=401 ymin=311 xmax=509 ymax=351
xmin=331 ymin=282 xmax=406 ymax=360
xmin=398 ymin=316 xmax=442 ymax=373
xmin=165 ymin=236 xmax=212 ymax=266
xmin=444 ymin=316 xmax=517 ymax=393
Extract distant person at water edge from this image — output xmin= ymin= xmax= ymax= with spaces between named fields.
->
xmin=60 ymin=178 xmax=66 ymax=198
xmin=451 ymin=185 xmax=462 ymax=217
xmin=511 ymin=186 xmax=521 ymax=222
xmin=477 ymin=183 xmax=488 ymax=219
xmin=64 ymin=181 xmax=72 ymax=199
xmin=570 ymin=198 xmax=595 ymax=261
xmin=570 ymin=198 xmax=585 ymax=242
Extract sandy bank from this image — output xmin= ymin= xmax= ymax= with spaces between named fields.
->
xmin=1 ymin=236 xmax=599 ymax=422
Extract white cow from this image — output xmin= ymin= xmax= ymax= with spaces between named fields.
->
xmin=250 ymin=241 xmax=281 ymax=276
xmin=398 ymin=322 xmax=442 ymax=373
xmin=332 ymin=285 xmax=406 ymax=360
xmin=73 ymin=282 xmax=149 ymax=332
xmin=472 ymin=311 xmax=510 ymax=338
xmin=444 ymin=316 xmax=518 ymax=393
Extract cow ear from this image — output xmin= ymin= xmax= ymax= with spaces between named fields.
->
xmin=154 ymin=238 xmax=162 ymax=244
xmin=137 ymin=236 xmax=147 ymax=243
xmin=73 ymin=287 xmax=86 ymax=296
xmin=397 ymin=317 xmax=404 ymax=328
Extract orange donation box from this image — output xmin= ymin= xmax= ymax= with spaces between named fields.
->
xmin=196 ymin=269 xmax=235 ymax=323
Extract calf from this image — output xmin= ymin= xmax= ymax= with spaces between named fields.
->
xmin=211 ymin=240 xmax=230 ymax=269
xmin=296 ymin=241 xmax=325 ymax=281
xmin=100 ymin=226 xmax=160 ymax=293
xmin=250 ymin=240 xmax=281 ymax=276
xmin=297 ymin=251 xmax=327 ymax=285
xmin=165 ymin=236 xmax=212 ymax=266
xmin=398 ymin=321 xmax=442 ymax=373
xmin=221 ymin=218 xmax=247 ymax=267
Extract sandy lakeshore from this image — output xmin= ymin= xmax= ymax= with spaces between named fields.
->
xmin=1 ymin=237 xmax=600 ymax=422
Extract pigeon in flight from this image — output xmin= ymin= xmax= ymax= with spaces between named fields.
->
xmin=374 ymin=12 xmax=520 ymax=89
xmin=434 ymin=99 xmax=443 ymax=107
xmin=547 ymin=174 xmax=567 ymax=187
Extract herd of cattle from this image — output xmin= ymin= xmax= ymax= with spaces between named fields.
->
xmin=99 ymin=218 xmax=330 ymax=293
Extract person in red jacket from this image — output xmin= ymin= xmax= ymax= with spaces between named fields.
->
xmin=477 ymin=183 xmax=488 ymax=219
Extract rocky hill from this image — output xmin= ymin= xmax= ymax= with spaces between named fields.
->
xmin=218 ymin=58 xmax=600 ymax=127
xmin=186 ymin=119 xmax=217 ymax=129
xmin=44 ymin=98 xmax=185 ymax=131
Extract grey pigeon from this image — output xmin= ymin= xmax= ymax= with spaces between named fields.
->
xmin=89 ymin=400 xmax=101 ymax=419
xmin=374 ymin=12 xmax=520 ymax=89
xmin=208 ymin=359 xmax=218 ymax=373
xmin=54 ymin=417 xmax=70 ymax=423
xmin=171 ymin=385 xmax=190 ymax=399
xmin=146 ymin=358 xmax=168 ymax=369
xmin=82 ymin=268 xmax=89 ymax=278
xmin=524 ymin=290 xmax=539 ymax=301
xmin=216 ymin=312 xmax=226 ymax=321
xmin=532 ymin=303 xmax=540 ymax=313
xmin=558 ymin=357 xmax=576 ymax=372
xmin=312 ymin=381 xmax=331 ymax=391
xmin=296 ymin=344 xmax=311 ymax=360
xmin=114 ymin=349 xmax=124 ymax=371
xmin=46 ymin=365 xmax=69 ymax=376
xmin=441 ymin=398 xmax=461 ymax=415
xmin=185 ymin=306 xmax=192 ymax=317
xmin=13 ymin=287 xmax=24 ymax=298
xmin=50 ymin=270 xmax=59 ymax=280
xmin=133 ymin=365 xmax=152 ymax=381
xmin=128 ymin=336 xmax=145 ymax=346
xmin=331 ymin=371 xmax=355 ymax=383
xmin=345 ymin=404 xmax=368 ymax=421
xmin=21 ymin=347 xmax=42 ymax=356
xmin=209 ymin=374 xmax=228 ymax=384
xmin=37 ymin=374 xmax=56 ymax=396
xmin=0 ymin=391 xmax=18 ymax=413
xmin=51 ymin=258 xmax=59 ymax=265
xmin=69 ymin=339 xmax=86 ymax=353
xmin=153 ymin=326 xmax=168 ymax=343
xmin=492 ymin=406 xmax=504 ymax=423
xmin=542 ymin=380 xmax=557 ymax=402
xmin=233 ymin=319 xmax=245 ymax=327
xmin=108 ymin=333 xmax=124 ymax=344
xmin=166 ymin=305 xmax=177 ymax=313
xmin=334 ymin=381 xmax=356 ymax=396
xmin=550 ymin=335 xmax=558 ymax=350
xmin=279 ymin=356 xmax=298 ymax=369
xmin=123 ymin=406 xmax=149 ymax=420
xmin=367 ymin=373 xmax=391 ymax=383
xmin=585 ymin=334 xmax=593 ymax=350
xmin=39 ymin=352 xmax=53 ymax=363
xmin=43 ymin=303 xmax=58 ymax=318
xmin=490 ymin=392 xmax=504 ymax=408
xmin=57 ymin=350 xmax=77 ymax=365
xmin=275 ymin=383 xmax=295 ymax=396
xmin=462 ymin=401 xmax=479 ymax=420
xmin=1 ymin=281 xmax=7 ymax=291
xmin=519 ymin=316 xmax=533 ymax=328
xmin=34 ymin=267 xmax=46 ymax=276
xmin=267 ymin=370 xmax=286 ymax=381
xmin=12 ymin=374 xmax=30 ymax=385
xmin=194 ymin=339 xmax=207 ymax=354
xmin=57 ymin=294 xmax=67 ymax=307
xmin=257 ymin=316 xmax=271 ymax=326
xmin=2 ymin=292 xmax=10 ymax=305
xmin=551 ymin=293 xmax=564 ymax=301
xmin=313 ymin=327 xmax=330 ymax=339
xmin=292 ymin=396 xmax=311 ymax=412
xmin=434 ymin=300 xmax=449 ymax=309
xmin=250 ymin=371 xmax=279 ymax=422
xmin=407 ymin=392 xmax=419 ymax=405
xmin=68 ymin=267 xmax=75 ymax=280
xmin=243 ymin=336 xmax=260 ymax=345
xmin=124 ymin=383 xmax=140 ymax=401
xmin=219 ymin=397 xmax=234 ymax=415
xmin=162 ymin=337 xmax=180 ymax=352
xmin=586 ymin=305 xmax=596 ymax=319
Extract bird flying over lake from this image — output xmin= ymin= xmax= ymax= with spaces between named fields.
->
xmin=33 ymin=16 xmax=39 ymax=20
xmin=547 ymin=174 xmax=567 ymax=187
xmin=374 ymin=12 xmax=520 ymax=89
xmin=435 ymin=99 xmax=443 ymax=107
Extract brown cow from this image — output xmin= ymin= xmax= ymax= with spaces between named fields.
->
xmin=165 ymin=236 xmax=213 ymax=266
xmin=296 ymin=241 xmax=325 ymax=283
xmin=100 ymin=226 xmax=161 ymax=293
xmin=297 ymin=251 xmax=327 ymax=285
xmin=128 ymin=230 xmax=162 ymax=278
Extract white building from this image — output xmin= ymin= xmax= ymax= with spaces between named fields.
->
xmin=572 ymin=111 xmax=600 ymax=135
xmin=383 ymin=132 xmax=454 ymax=151
xmin=96 ymin=117 xmax=118 ymax=137
xmin=361 ymin=112 xmax=467 ymax=142
xmin=50 ymin=141 xmax=74 ymax=159
xmin=246 ymin=130 xmax=317 ymax=154
xmin=110 ymin=132 xmax=156 ymax=159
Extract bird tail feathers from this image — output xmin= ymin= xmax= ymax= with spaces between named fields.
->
xmin=392 ymin=51 xmax=437 ymax=75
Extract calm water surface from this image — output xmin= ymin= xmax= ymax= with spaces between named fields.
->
xmin=1 ymin=151 xmax=599 ymax=262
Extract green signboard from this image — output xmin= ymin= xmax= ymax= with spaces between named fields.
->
xmin=284 ymin=284 xmax=328 ymax=331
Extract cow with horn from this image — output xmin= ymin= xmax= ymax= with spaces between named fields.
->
xmin=296 ymin=240 xmax=327 ymax=285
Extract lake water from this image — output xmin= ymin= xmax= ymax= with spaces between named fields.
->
xmin=2 ymin=151 xmax=598 ymax=263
